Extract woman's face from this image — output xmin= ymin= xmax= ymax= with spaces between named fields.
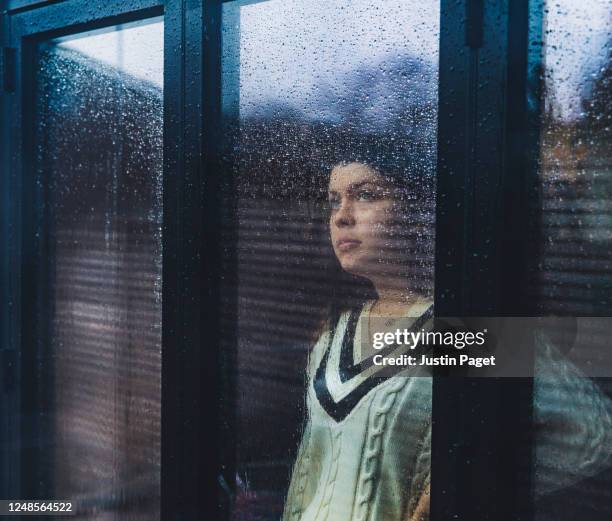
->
xmin=328 ymin=162 xmax=404 ymax=280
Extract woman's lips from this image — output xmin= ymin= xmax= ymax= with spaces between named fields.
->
xmin=336 ymin=239 xmax=362 ymax=252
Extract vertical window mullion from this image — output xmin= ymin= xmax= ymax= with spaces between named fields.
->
xmin=433 ymin=1 xmax=535 ymax=520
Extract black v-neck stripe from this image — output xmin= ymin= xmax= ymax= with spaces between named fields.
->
xmin=314 ymin=340 xmax=400 ymax=422
xmin=313 ymin=305 xmax=433 ymax=422
xmin=339 ymin=305 xmax=434 ymax=383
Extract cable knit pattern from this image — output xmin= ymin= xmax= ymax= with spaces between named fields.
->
xmin=353 ymin=377 xmax=407 ymax=521
xmin=534 ymin=338 xmax=612 ymax=496
xmin=285 ymin=422 xmax=313 ymax=521
xmin=312 ymin=428 xmax=342 ymax=521
xmin=283 ymin=305 xmax=433 ymax=521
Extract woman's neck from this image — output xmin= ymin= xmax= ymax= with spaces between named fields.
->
xmin=370 ymin=280 xmax=426 ymax=315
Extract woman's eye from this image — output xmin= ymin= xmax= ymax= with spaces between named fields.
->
xmin=357 ymin=190 xmax=377 ymax=201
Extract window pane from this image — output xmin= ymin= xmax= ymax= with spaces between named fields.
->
xmin=34 ymin=18 xmax=163 ymax=520
xmin=220 ymin=2 xmax=438 ymax=519
xmin=531 ymin=1 xmax=611 ymax=315
xmin=530 ymin=1 xmax=612 ymax=518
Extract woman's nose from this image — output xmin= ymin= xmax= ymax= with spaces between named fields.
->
xmin=334 ymin=200 xmax=356 ymax=227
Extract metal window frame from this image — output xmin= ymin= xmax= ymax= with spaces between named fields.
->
xmin=0 ymin=0 xmax=542 ymax=519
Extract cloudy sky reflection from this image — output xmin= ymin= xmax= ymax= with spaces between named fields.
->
xmin=52 ymin=0 xmax=609 ymax=123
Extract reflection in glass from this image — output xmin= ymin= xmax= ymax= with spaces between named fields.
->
xmin=531 ymin=0 xmax=611 ymax=315
xmin=220 ymin=2 xmax=438 ymax=519
xmin=35 ymin=19 xmax=163 ymax=520
xmin=530 ymin=1 xmax=612 ymax=518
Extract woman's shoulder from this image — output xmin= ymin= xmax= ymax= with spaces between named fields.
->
xmin=306 ymin=307 xmax=356 ymax=375
xmin=307 ymin=327 xmax=331 ymax=377
xmin=407 ymin=299 xmax=434 ymax=319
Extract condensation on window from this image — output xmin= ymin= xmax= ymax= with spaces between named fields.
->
xmin=35 ymin=18 xmax=163 ymax=520
xmin=220 ymin=1 xmax=438 ymax=519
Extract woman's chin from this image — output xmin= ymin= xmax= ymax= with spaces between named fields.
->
xmin=339 ymin=257 xmax=375 ymax=280
xmin=338 ymin=259 xmax=362 ymax=277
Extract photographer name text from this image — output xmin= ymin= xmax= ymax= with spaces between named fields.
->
xmin=371 ymin=328 xmax=495 ymax=367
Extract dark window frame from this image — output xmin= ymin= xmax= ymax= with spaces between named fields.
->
xmin=0 ymin=0 xmax=213 ymax=517
xmin=433 ymin=2 xmax=540 ymax=520
xmin=0 ymin=0 xmax=542 ymax=519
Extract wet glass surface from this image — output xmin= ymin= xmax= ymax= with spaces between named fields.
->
xmin=531 ymin=0 xmax=611 ymax=315
xmin=530 ymin=1 xmax=612 ymax=519
xmin=220 ymin=2 xmax=438 ymax=519
xmin=34 ymin=19 xmax=163 ymax=520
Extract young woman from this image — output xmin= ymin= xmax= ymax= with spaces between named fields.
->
xmin=282 ymin=159 xmax=612 ymax=521
xmin=283 ymin=160 xmax=434 ymax=521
